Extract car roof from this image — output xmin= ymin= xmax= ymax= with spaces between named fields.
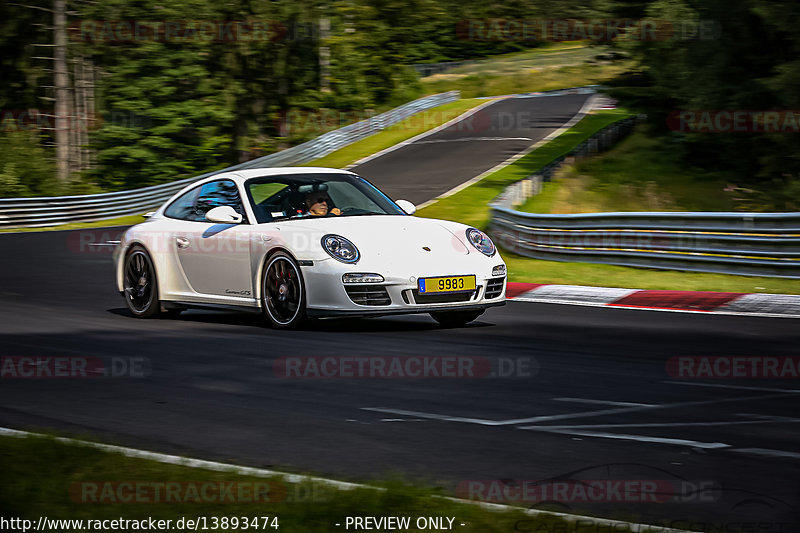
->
xmin=215 ymin=167 xmax=357 ymax=184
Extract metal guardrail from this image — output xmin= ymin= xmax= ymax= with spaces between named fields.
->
xmin=0 ymin=91 xmax=459 ymax=228
xmin=488 ymin=118 xmax=800 ymax=278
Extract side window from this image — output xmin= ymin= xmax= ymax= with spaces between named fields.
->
xmin=194 ymin=180 xmax=246 ymax=222
xmin=164 ymin=187 xmax=201 ymax=220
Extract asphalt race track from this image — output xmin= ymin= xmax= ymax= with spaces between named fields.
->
xmin=2 ymin=95 xmax=799 ymax=530
xmin=351 ymin=93 xmax=591 ymax=205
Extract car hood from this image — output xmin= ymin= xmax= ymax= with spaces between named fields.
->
xmin=267 ymin=215 xmax=473 ymax=262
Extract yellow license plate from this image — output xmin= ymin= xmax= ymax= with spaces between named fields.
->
xmin=418 ymin=275 xmax=476 ymax=293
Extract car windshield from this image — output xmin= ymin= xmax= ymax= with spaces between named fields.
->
xmin=245 ymin=173 xmax=406 ymax=223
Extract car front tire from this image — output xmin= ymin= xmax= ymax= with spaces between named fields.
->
xmin=430 ymin=309 xmax=484 ymax=328
xmin=261 ymin=252 xmax=307 ymax=329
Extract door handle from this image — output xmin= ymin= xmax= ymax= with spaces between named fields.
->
xmin=176 ymin=236 xmax=190 ymax=249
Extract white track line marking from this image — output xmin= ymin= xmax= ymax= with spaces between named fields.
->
xmin=415 ymin=94 xmax=598 ymax=210
xmin=519 ymin=428 xmax=730 ymax=449
xmin=552 ymin=397 xmax=655 ymax=407
xmin=363 ymin=392 xmax=794 ymax=427
xmin=412 ymin=136 xmax=533 ymax=144
xmin=361 ymin=407 xmax=531 ymax=426
xmin=0 ymin=426 xmax=695 ymax=533
xmin=663 ymin=381 xmax=800 ymax=393
xmin=361 ymin=406 xmax=662 ymax=426
xmin=521 ymin=419 xmax=800 ymax=430
xmin=738 ymin=413 xmax=800 ymax=422
xmin=727 ymin=448 xmax=800 ymax=460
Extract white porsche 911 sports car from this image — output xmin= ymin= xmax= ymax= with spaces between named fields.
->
xmin=113 ymin=167 xmax=506 ymax=328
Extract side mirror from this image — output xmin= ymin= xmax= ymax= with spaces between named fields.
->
xmin=206 ymin=206 xmax=243 ymax=224
xmin=396 ymin=199 xmax=416 ymax=215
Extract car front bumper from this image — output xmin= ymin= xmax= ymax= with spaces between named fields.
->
xmin=300 ymin=256 xmax=506 ymax=319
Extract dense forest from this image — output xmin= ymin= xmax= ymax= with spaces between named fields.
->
xmin=1 ymin=0 xmax=798 ymax=205
xmin=0 ymin=0 xmax=548 ymax=196
xmin=611 ymin=0 xmax=800 ymax=210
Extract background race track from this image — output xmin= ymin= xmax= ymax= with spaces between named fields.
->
xmin=351 ymin=93 xmax=590 ymax=204
xmin=1 ymin=95 xmax=798 ymax=529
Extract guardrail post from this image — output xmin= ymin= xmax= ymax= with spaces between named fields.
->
xmin=532 ymin=175 xmax=542 ymax=195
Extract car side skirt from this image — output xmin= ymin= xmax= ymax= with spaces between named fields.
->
xmin=121 ymin=294 xmax=505 ymax=320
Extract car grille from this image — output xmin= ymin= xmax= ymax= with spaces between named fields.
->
xmin=345 ymin=286 xmax=391 ymax=306
xmin=410 ymin=289 xmax=475 ymax=304
xmin=485 ymin=277 xmax=505 ymax=299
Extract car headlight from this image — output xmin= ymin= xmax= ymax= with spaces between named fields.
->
xmin=322 ymin=234 xmax=360 ymax=263
xmin=466 ymin=228 xmax=496 ymax=257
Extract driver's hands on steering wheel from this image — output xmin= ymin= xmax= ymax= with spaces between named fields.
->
xmin=330 ymin=207 xmax=342 ymax=216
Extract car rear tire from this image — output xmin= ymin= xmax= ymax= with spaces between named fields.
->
xmin=430 ymin=310 xmax=484 ymax=328
xmin=262 ymin=252 xmax=307 ymax=329
xmin=123 ymin=245 xmax=160 ymax=318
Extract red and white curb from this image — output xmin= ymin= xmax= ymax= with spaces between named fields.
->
xmin=506 ymin=283 xmax=800 ymax=318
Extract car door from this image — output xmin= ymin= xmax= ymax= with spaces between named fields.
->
xmin=171 ymin=180 xmax=254 ymax=298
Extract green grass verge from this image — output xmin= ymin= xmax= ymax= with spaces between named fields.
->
xmin=435 ymin=43 xmax=605 ymax=78
xmin=416 ymin=108 xmax=634 ymax=229
xmin=0 ymin=434 xmax=568 ymax=532
xmin=301 ymin=98 xmax=486 ymax=169
xmin=0 ymin=213 xmax=146 ymax=234
xmin=421 ymin=43 xmax=631 ymax=98
xmin=518 ymin=126 xmax=739 ymax=214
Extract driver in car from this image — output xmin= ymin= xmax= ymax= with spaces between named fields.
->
xmin=305 ymin=191 xmax=341 ymax=216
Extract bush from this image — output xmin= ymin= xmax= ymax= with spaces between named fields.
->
xmin=0 ymin=130 xmax=56 ymax=198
